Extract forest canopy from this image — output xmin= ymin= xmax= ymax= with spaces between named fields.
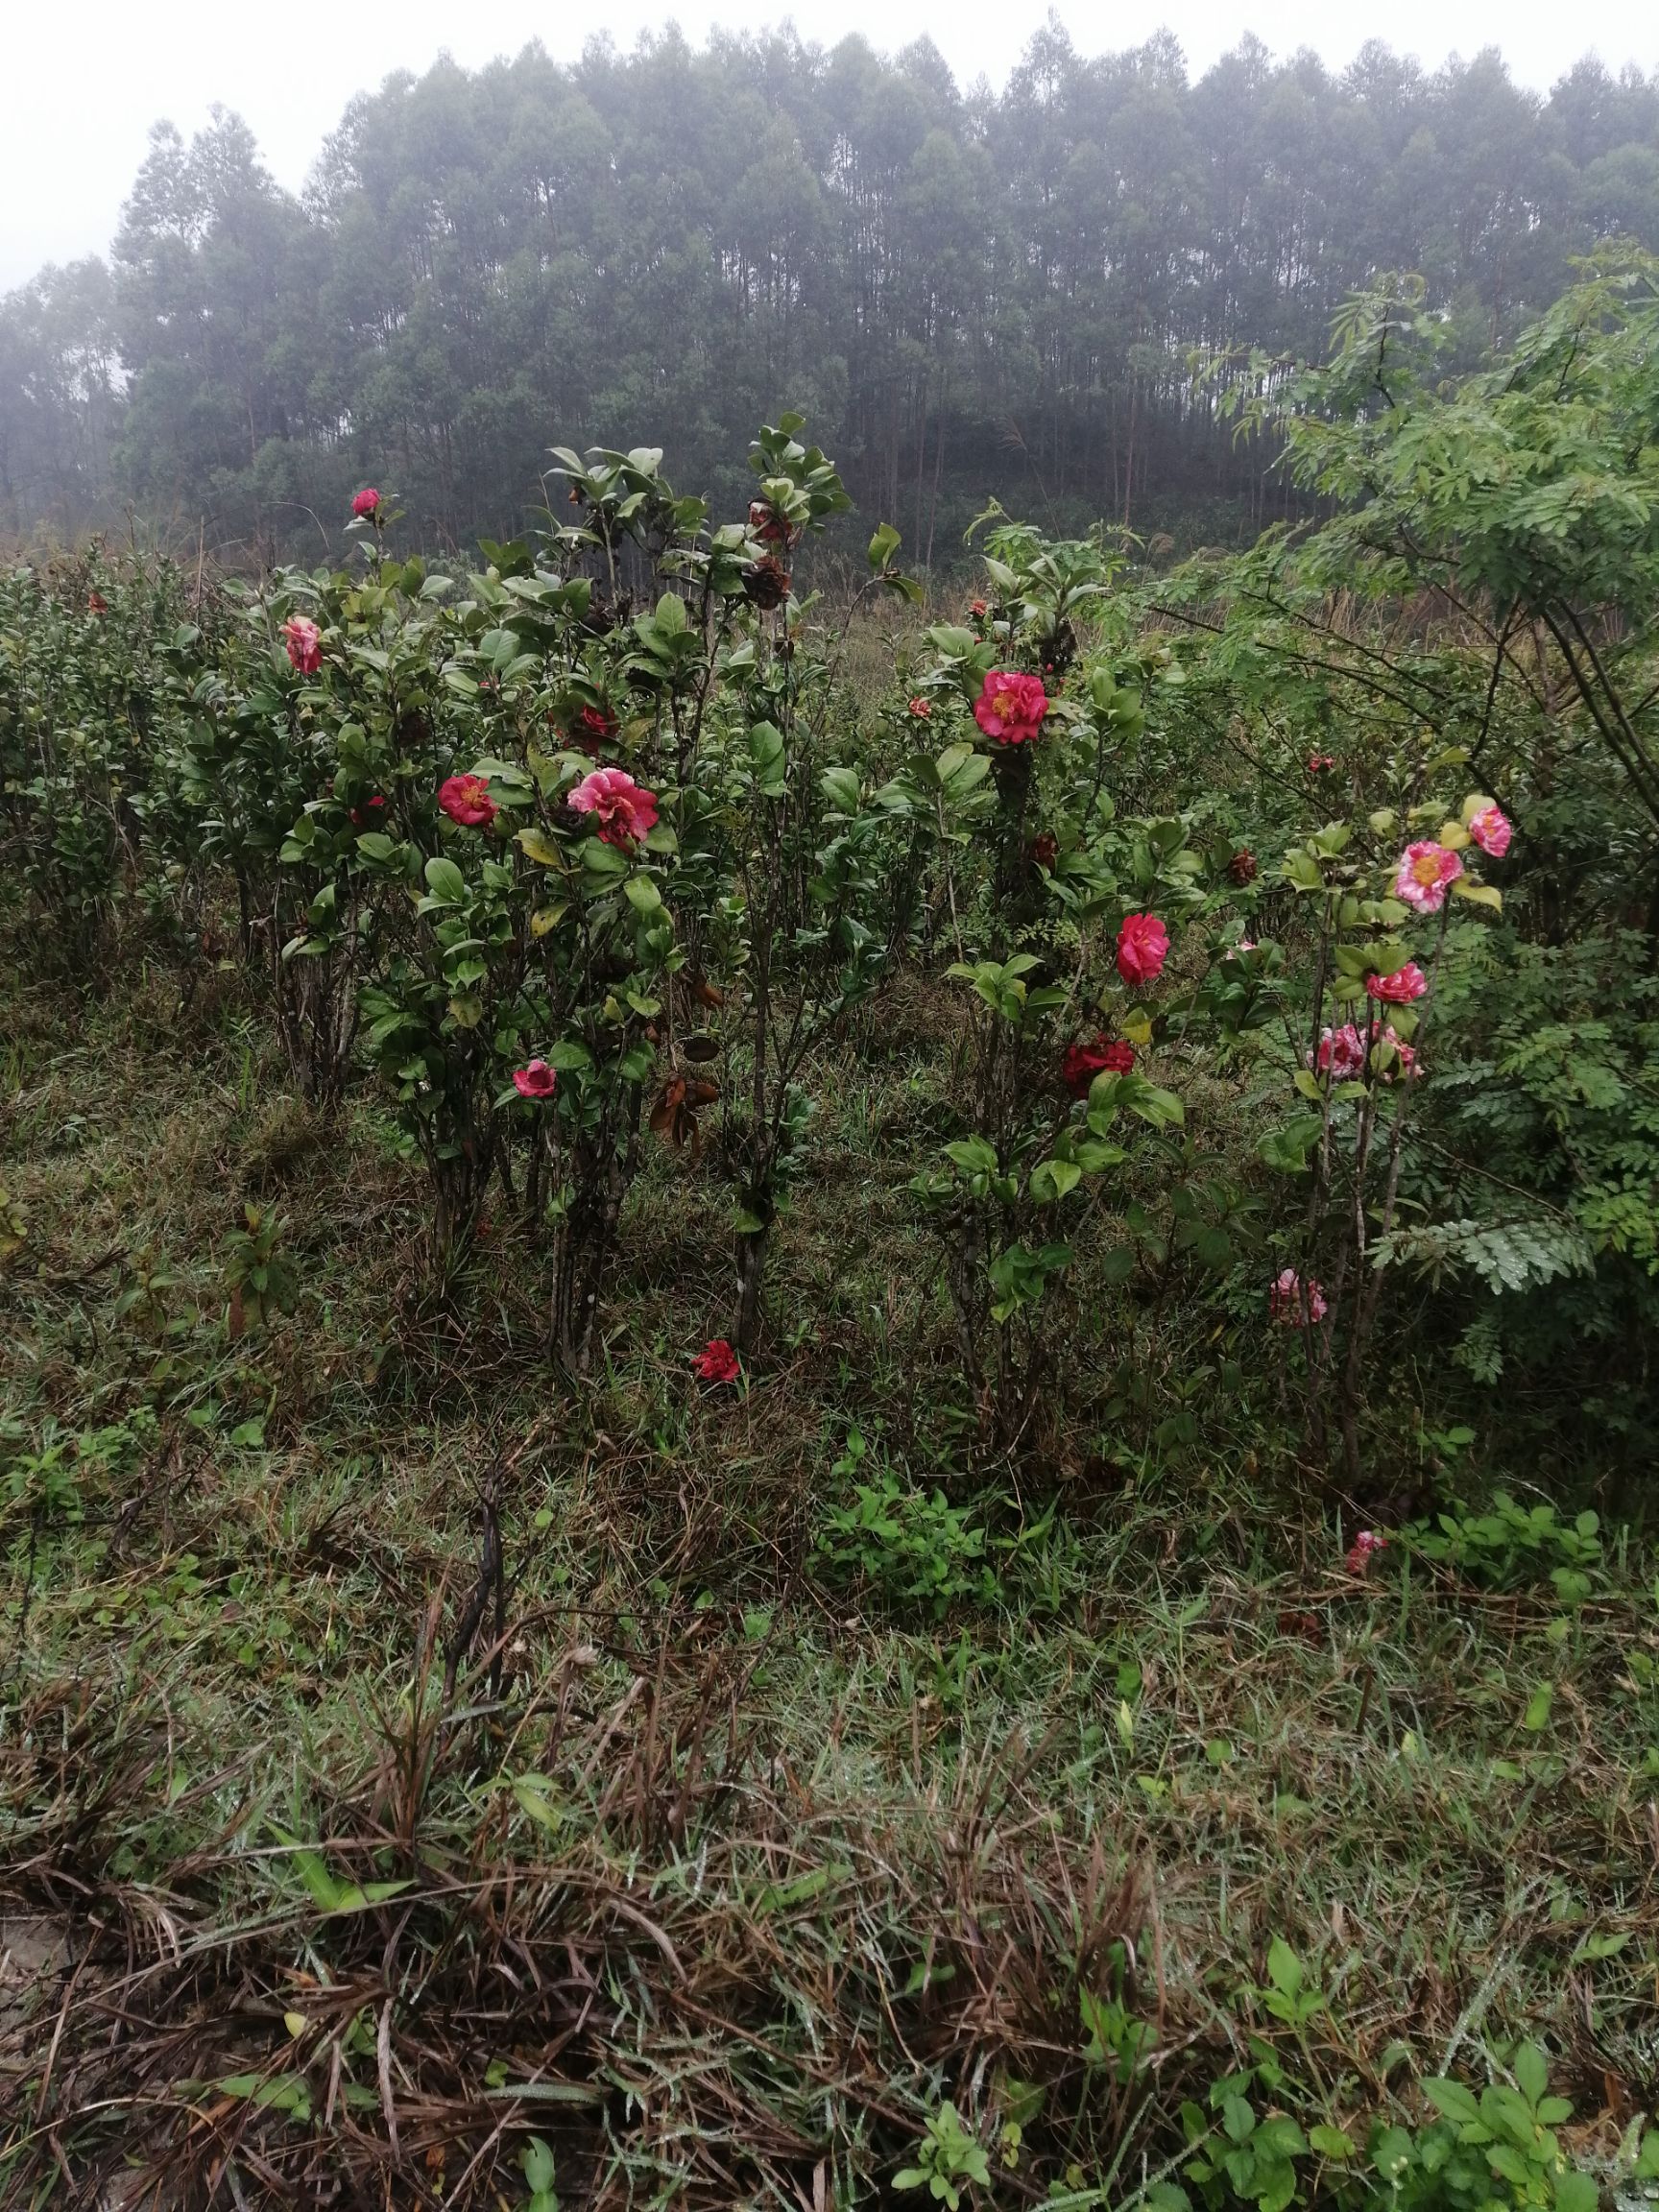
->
xmin=6 ymin=23 xmax=1659 ymax=563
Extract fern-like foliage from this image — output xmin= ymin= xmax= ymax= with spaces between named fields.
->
xmin=1380 ymin=1214 xmax=1595 ymax=1294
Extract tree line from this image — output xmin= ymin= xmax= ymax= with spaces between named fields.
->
xmin=5 ymin=23 xmax=1659 ymax=565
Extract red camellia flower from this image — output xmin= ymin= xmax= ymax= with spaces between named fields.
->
xmin=282 ymin=615 xmax=323 ymax=674
xmin=693 ymin=1337 xmax=741 ymax=1383
xmin=349 ymin=794 xmax=387 ymax=830
xmin=568 ymin=766 xmax=659 ymax=848
xmin=1228 ymin=849 xmax=1258 ymax=886
xmin=1063 ymin=1036 xmax=1135 ymax=1097
xmin=87 ymin=589 xmax=108 ymax=614
xmin=351 ymin=486 xmax=381 ymax=517
xmin=1116 ymin=912 xmax=1169 ymax=987
xmin=1270 ymin=1267 xmax=1329 ymax=1326
xmin=1345 ymin=1529 xmax=1386 ymax=1575
xmin=748 ymin=498 xmax=789 ymax=545
xmin=1306 ymin=751 xmax=1335 ymax=774
xmin=576 ymin=703 xmax=618 ymax=749
xmin=1371 ymin=1024 xmax=1419 ymax=1082
xmin=439 ymin=773 xmax=496 ymax=829
xmin=1467 ymin=800 xmax=1512 ymax=857
xmin=973 ymin=669 xmax=1048 ymax=745
xmin=1312 ymin=1022 xmax=1368 ymax=1083
xmin=969 ymin=597 xmax=989 ymax=619
xmin=1366 ymin=961 xmax=1428 ymax=1003
xmin=513 ymin=1059 xmax=557 ymax=1099
xmin=1030 ymin=830 xmax=1058 ymax=870
xmin=742 ymin=554 xmax=791 ymax=609
xmin=907 ymin=696 xmax=933 ymax=720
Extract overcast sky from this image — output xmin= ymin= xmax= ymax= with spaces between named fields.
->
xmin=4 ymin=0 xmax=1654 ymax=292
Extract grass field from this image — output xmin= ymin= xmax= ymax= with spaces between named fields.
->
xmin=2 ymin=954 xmax=1656 ymax=2208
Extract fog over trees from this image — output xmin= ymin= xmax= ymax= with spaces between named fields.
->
xmin=6 ymin=23 xmax=1659 ymax=561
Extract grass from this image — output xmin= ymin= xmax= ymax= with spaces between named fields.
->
xmin=1 ymin=951 xmax=1657 ymax=2207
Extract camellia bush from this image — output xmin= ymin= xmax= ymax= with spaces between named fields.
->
xmin=898 ymin=538 xmax=1190 ymax=1441
xmin=4 ymin=339 xmax=1651 ymax=1479
xmin=0 ymin=549 xmax=191 ymax=970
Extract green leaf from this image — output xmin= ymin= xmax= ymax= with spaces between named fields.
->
xmin=822 ymin=764 xmax=862 ymax=813
xmin=748 ymin=720 xmax=786 ymax=795
xmin=1572 ymin=1932 xmax=1628 ymax=1962
xmin=1259 ymin=1115 xmax=1324 ymax=1172
xmin=513 ymin=1777 xmax=562 ymax=1830
xmin=1513 ymin=2041 xmax=1549 ymax=2105
xmin=1554 ymin=2173 xmax=1598 ymax=2212
xmin=1266 ymin=1936 xmax=1302 ymax=1995
xmin=945 ymin=1137 xmax=998 ymax=1177
xmin=423 ymin=855 xmax=467 ymax=904
xmin=867 ymin=521 xmax=902 ymax=571
xmin=1422 ymin=2080 xmax=1482 ymax=2127
xmin=1029 ymin=1158 xmax=1082 ymax=1203
xmin=1222 ymin=2094 xmax=1256 ymax=2144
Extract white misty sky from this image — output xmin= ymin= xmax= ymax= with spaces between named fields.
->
xmin=3 ymin=0 xmax=1654 ymax=291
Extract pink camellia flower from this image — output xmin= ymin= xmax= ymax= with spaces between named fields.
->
xmin=351 ymin=486 xmax=381 ymax=517
xmin=1366 ymin=961 xmax=1428 ymax=1004
xmin=513 ymin=1059 xmax=557 ymax=1100
xmin=973 ymin=669 xmax=1049 ymax=745
xmin=1270 ymin=1267 xmax=1329 ymax=1327
xmin=693 ymin=1337 xmax=741 ymax=1383
xmin=1312 ymin=1022 xmax=1367 ymax=1083
xmin=1394 ymin=840 xmax=1463 ymax=913
xmin=1307 ymin=751 xmax=1335 ymax=774
xmin=439 ymin=773 xmax=496 ymax=829
xmin=1371 ymin=1024 xmax=1419 ymax=1082
xmin=907 ymin=696 xmax=933 ymax=720
xmin=281 ymin=615 xmax=323 ymax=674
xmin=1062 ymin=1036 xmax=1135 ymax=1098
xmin=1467 ymin=801 xmax=1512 ymax=858
xmin=1116 ymin=912 xmax=1169 ymax=988
xmin=568 ymin=766 xmax=659 ymax=848
xmin=1345 ymin=1529 xmax=1386 ymax=1575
